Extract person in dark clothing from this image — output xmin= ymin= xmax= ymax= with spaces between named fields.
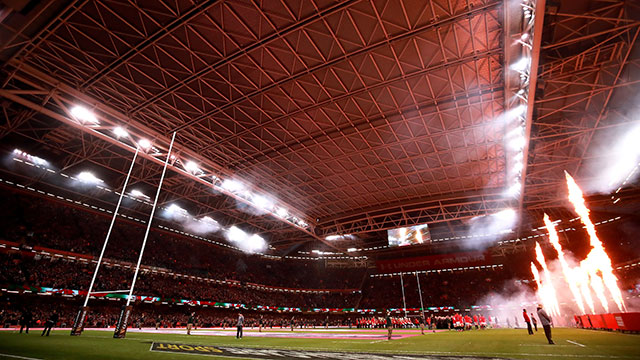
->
xmin=386 ymin=311 xmax=393 ymax=340
xmin=187 ymin=312 xmax=195 ymax=335
xmin=523 ymin=309 xmax=533 ymax=335
xmin=19 ymin=309 xmax=32 ymax=334
xmin=531 ymin=313 xmax=538 ymax=331
xmin=536 ymin=304 xmax=554 ymax=344
xmin=236 ymin=313 xmax=244 ymax=339
xmin=155 ymin=315 xmax=162 ymax=330
xmin=41 ymin=311 xmax=58 ymax=336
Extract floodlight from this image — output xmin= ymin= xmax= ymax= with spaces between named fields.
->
xmin=508 ymin=136 xmax=526 ymax=151
xmin=130 ymin=189 xmax=148 ymax=198
xmin=252 ymin=194 xmax=272 ymax=210
xmin=227 ymin=226 xmax=247 ymax=242
xmin=494 ymin=208 xmax=516 ymax=221
xmin=511 ymin=57 xmax=530 ymax=72
xmin=113 ymin=127 xmax=128 ymax=138
xmin=201 ymin=216 xmax=217 ymax=224
xmin=275 ymin=207 xmax=288 ymax=218
xmin=71 ymin=106 xmax=99 ymax=124
xmin=512 ymin=160 xmax=524 ymax=174
xmin=247 ymin=234 xmax=266 ymax=252
xmin=166 ymin=204 xmax=187 ymax=215
xmin=77 ymin=171 xmax=103 ymax=184
xmin=138 ymin=138 xmax=152 ymax=150
xmin=184 ymin=160 xmax=200 ymax=173
xmin=505 ymin=183 xmax=521 ymax=197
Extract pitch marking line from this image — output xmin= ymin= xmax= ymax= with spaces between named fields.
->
xmin=0 ymin=353 xmax=43 ymax=360
xmin=566 ymin=340 xmax=586 ymax=347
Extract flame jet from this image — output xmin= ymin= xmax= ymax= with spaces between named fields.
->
xmin=533 ymin=242 xmax=561 ymax=316
xmin=565 ymin=172 xmax=626 ymax=312
xmin=543 ymin=214 xmax=586 ymax=314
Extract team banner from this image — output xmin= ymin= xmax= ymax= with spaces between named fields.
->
xmin=150 ymin=343 xmax=493 ymax=359
xmin=376 ymin=251 xmax=491 ymax=272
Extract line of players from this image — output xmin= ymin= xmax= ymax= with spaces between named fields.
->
xmin=354 ymin=313 xmax=489 ymax=331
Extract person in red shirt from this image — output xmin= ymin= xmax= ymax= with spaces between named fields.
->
xmin=523 ymin=309 xmax=533 ymax=335
xmin=464 ymin=315 xmax=472 ymax=331
xmin=479 ymin=315 xmax=486 ymax=329
xmin=473 ymin=315 xmax=479 ymax=330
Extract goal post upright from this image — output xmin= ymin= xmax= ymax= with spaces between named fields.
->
xmin=114 ymin=132 xmax=177 ymax=339
xmin=71 ymin=146 xmax=140 ymax=336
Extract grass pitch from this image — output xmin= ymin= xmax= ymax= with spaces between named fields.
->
xmin=0 ymin=328 xmax=638 ymax=360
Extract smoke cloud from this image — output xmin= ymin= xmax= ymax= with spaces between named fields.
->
xmin=583 ymin=122 xmax=640 ymax=194
xmin=478 ymin=252 xmax=637 ymax=328
xmin=462 ymin=209 xmax=518 ymax=250
xmin=163 ymin=205 xmax=220 ymax=236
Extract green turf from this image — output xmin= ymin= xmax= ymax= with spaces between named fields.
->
xmin=0 ymin=328 xmax=638 ymax=360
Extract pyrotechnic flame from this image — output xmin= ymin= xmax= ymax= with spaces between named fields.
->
xmin=530 ymin=173 xmax=627 ymax=316
xmin=543 ymin=214 xmax=586 ymax=314
xmin=533 ymin=242 xmax=561 ymax=316
xmin=565 ymin=172 xmax=626 ymax=312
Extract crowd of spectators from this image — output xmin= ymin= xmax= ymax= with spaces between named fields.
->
xmin=1 ymin=187 xmax=638 ymax=325
xmin=0 ymin=189 xmax=366 ymax=291
xmin=0 ymin=253 xmax=359 ymax=308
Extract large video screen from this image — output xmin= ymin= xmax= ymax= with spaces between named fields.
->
xmin=387 ymin=224 xmax=431 ymax=247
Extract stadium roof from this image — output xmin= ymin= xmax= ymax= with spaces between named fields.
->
xmin=0 ymin=0 xmax=638 ymax=254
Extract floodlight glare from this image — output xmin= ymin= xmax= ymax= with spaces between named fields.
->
xmin=222 ymin=179 xmax=244 ymax=192
xmin=138 ymin=138 xmax=152 ymax=150
xmin=201 ymin=216 xmax=217 ymax=224
xmin=113 ymin=127 xmax=128 ymax=138
xmin=166 ymin=204 xmax=187 ymax=215
xmin=227 ymin=226 xmax=247 ymax=243
xmin=505 ymin=183 xmax=521 ymax=197
xmin=494 ymin=208 xmax=517 ymax=222
xmin=275 ymin=207 xmax=288 ymax=218
xmin=508 ymin=136 xmax=526 ymax=151
xmin=130 ymin=189 xmax=148 ymax=198
xmin=251 ymin=194 xmax=271 ymax=209
xmin=247 ymin=234 xmax=266 ymax=252
xmin=511 ymin=57 xmax=530 ymax=72
xmin=77 ymin=171 xmax=103 ymax=184
xmin=71 ymin=105 xmax=99 ymax=124
xmin=184 ymin=160 xmax=200 ymax=173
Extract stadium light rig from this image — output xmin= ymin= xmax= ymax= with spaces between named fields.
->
xmin=502 ymin=0 xmax=537 ymax=199
xmin=183 ymin=160 xmax=201 ymax=174
xmin=70 ymin=105 xmax=99 ymax=124
xmin=77 ymin=171 xmax=103 ymax=184
xmin=129 ymin=189 xmax=149 ymax=199
xmin=113 ymin=127 xmax=129 ymax=138
xmin=61 ymin=102 xmax=315 ymax=234
xmin=137 ymin=138 xmax=152 ymax=150
xmin=12 ymin=149 xmax=48 ymax=167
